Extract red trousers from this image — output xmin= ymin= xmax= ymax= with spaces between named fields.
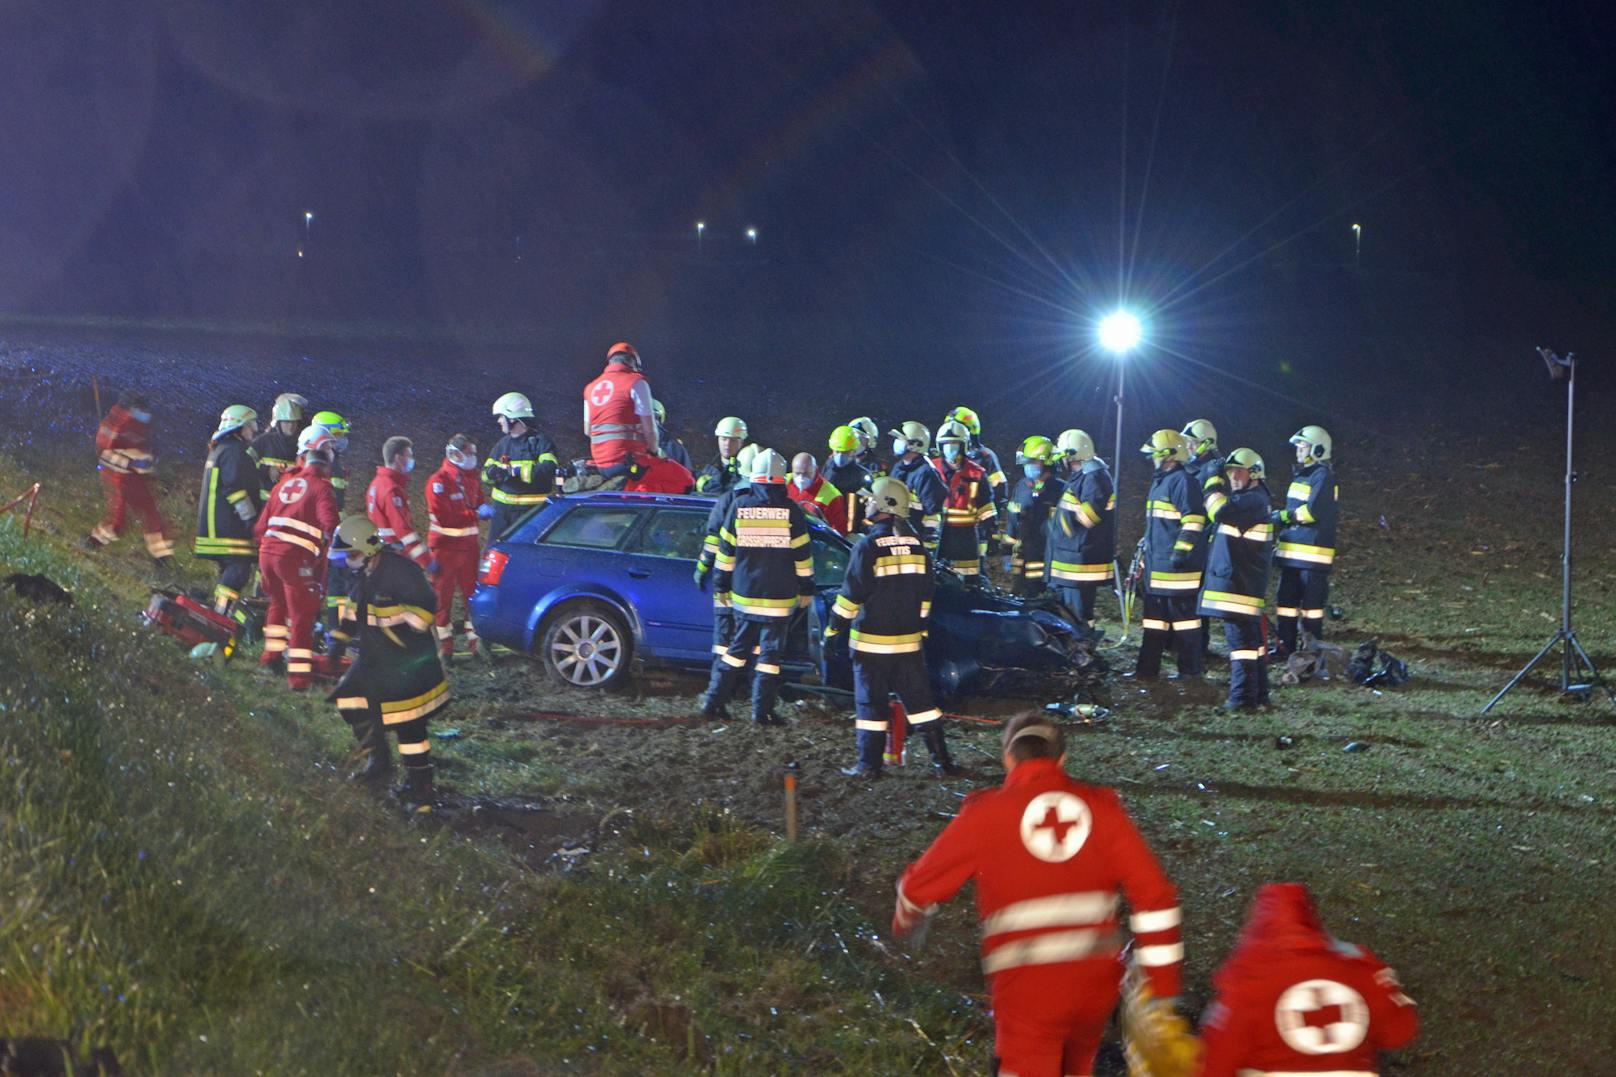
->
xmin=92 ymin=472 xmax=174 ymax=558
xmin=991 ymin=963 xmax=1122 ymax=1077
xmin=259 ymin=549 xmax=324 ymax=689
xmin=430 ymin=543 xmax=480 ymax=644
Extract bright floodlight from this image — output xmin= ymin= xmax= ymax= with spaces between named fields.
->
xmin=1098 ymin=310 xmax=1142 ymax=354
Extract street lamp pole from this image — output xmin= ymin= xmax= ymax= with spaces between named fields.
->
xmin=1097 ymin=309 xmax=1143 ymax=635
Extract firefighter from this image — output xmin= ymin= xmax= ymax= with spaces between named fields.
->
xmin=1132 ymin=429 xmax=1207 ymax=682
xmin=309 ymin=410 xmax=352 ymax=507
xmin=945 ymin=404 xmax=1009 ymax=531
xmin=425 ymin=434 xmax=486 ymax=659
xmin=931 ymin=419 xmax=996 ymax=580
xmin=328 ymin=515 xmax=450 ymax=813
xmin=1046 ymin=429 xmax=1115 ymax=625
xmin=1200 ymin=449 xmax=1274 ymax=712
xmin=194 ymin=404 xmax=264 ymax=626
xmin=887 ymin=421 xmax=947 ymax=547
xmin=365 ymin=436 xmax=431 ymax=571
xmin=254 ymin=444 xmax=341 ymax=689
xmin=826 ymin=476 xmax=957 ymax=779
xmin=787 ymin=452 xmax=845 ymax=530
xmin=1004 ymin=435 xmax=1061 ymax=597
xmin=848 ymin=416 xmax=887 ymax=479
xmin=1273 ymin=425 xmax=1339 ymax=654
xmin=1199 ymin=883 xmax=1418 ymax=1077
xmin=693 ymin=444 xmax=760 ymax=660
xmin=652 ymin=399 xmax=692 ymax=471
xmin=483 ymin=391 xmax=560 ymax=541
xmin=698 ymin=449 xmax=814 ymax=724
xmin=251 ymin=392 xmax=308 ymax=488
xmin=582 ymin=341 xmax=657 ymax=468
xmin=85 ymin=391 xmax=176 ymax=567
xmin=1183 ymin=418 xmax=1226 ymax=657
xmin=892 ymin=714 xmax=1185 ymax=1077
xmin=695 ymin=416 xmax=750 ymax=493
xmin=822 ymin=425 xmax=873 ymax=535
xmin=303 ymin=413 xmax=356 ymax=634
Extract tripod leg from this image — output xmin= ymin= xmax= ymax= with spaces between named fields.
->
xmin=1482 ymin=632 xmax=1564 ymax=714
xmin=1565 ymin=631 xmax=1616 ymax=708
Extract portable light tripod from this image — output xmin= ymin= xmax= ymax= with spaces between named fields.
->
xmin=1483 ymin=348 xmax=1615 ymax=713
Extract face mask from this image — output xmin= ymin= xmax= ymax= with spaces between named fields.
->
xmin=829 ymin=452 xmax=852 ymax=468
xmin=457 ymin=454 xmax=479 ymax=471
xmin=941 ymin=444 xmax=963 ymax=463
xmin=129 ymin=409 xmax=151 ymax=423
xmin=792 ymin=474 xmax=813 ymax=490
xmin=1023 ymin=463 xmax=1043 ymax=480
xmin=402 ymin=457 xmax=415 ymax=473
xmin=332 ymin=437 xmax=349 ymax=453
xmin=892 ymin=438 xmax=910 ymax=457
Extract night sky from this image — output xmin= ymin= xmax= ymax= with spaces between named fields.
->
xmin=2 ymin=0 xmax=1612 ymax=406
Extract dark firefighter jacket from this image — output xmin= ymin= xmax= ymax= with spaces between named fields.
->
xmin=822 ymin=457 xmax=874 ymax=535
xmin=1199 ymin=484 xmax=1274 ymax=621
xmin=483 ymin=430 xmax=560 ymax=509
xmin=194 ymin=438 xmax=263 ymax=560
xmin=1143 ymin=464 xmax=1207 ymax=596
xmin=829 ymin=517 xmax=934 ymax=656
xmin=250 ymin=428 xmax=297 ymax=488
xmin=1189 ymin=451 xmax=1228 ymax=521
xmin=713 ymin=485 xmax=815 ymax=620
xmin=1047 ymin=460 xmax=1116 ymax=583
xmin=967 ymin=440 xmax=1009 ymax=521
xmin=1006 ymin=473 xmax=1061 ymax=577
xmin=332 ymin=548 xmax=450 ymax=724
xmin=889 ymin=454 xmax=948 ymax=545
xmin=695 ymin=455 xmax=745 ymax=495
xmin=855 ymin=447 xmax=888 ymax=481
xmin=1276 ymin=462 xmax=1339 ymax=571
xmin=696 ymin=483 xmax=748 ymax=582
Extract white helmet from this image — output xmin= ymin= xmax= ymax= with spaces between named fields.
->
xmin=297 ymin=423 xmax=336 ymax=457
xmin=749 ymin=448 xmax=788 ymax=484
xmin=715 ymin=416 xmax=749 ymax=439
xmin=492 ymin=392 xmax=534 ymax=421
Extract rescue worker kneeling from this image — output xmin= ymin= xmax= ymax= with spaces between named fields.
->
xmin=699 ymin=450 xmax=814 ymax=725
xmin=825 ymin=477 xmax=958 ymax=779
xmin=1200 ymin=449 xmax=1274 ymax=712
xmin=328 ymin=515 xmax=450 ymax=813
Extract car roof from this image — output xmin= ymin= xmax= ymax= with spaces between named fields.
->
xmin=562 ymin=491 xmax=715 ymax=510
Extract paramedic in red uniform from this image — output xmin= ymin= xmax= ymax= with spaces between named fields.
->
xmin=892 ymin=715 xmax=1185 ymax=1077
xmin=426 ymin=434 xmax=486 ymax=658
xmin=1199 ymin=882 xmax=1418 ymax=1077
xmin=254 ymin=445 xmax=341 ymax=689
xmin=86 ymin=391 xmax=176 ymax=566
xmin=582 ymin=341 xmax=657 ymax=468
xmin=365 ymin=436 xmax=432 ymax=571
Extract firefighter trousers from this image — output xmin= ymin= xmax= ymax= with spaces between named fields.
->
xmin=260 ymin=550 xmax=324 ymax=689
xmin=1136 ymin=593 xmax=1204 ymax=678
xmin=1276 ymin=567 xmax=1329 ymax=652
xmin=1053 ymin=584 xmax=1100 ymax=625
xmin=1221 ymin=617 xmax=1270 ymax=707
xmin=91 ymin=472 xmax=173 ymax=558
xmin=430 ymin=544 xmax=480 ymax=648
xmin=705 ymin=616 xmax=788 ymax=721
xmin=991 ymin=962 xmax=1123 ymax=1077
xmin=337 ymin=695 xmax=433 ymax=774
xmin=852 ymin=652 xmax=941 ymax=771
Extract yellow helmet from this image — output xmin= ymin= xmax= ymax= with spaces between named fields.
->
xmin=214 ymin=404 xmax=257 ymax=439
xmin=864 ymin=476 xmax=912 ymax=517
xmin=935 ymin=419 xmax=970 ymax=447
xmin=1181 ymin=419 xmax=1217 ymax=453
xmin=848 ymin=416 xmax=880 ymax=448
xmin=946 ymin=405 xmax=982 ymax=436
xmin=1224 ymin=447 xmax=1265 ymax=478
xmin=333 ymin=515 xmax=383 ymax=556
xmin=651 ymin=398 xmax=667 ymax=426
xmin=1141 ymin=429 xmax=1189 ymax=463
xmin=1290 ymin=424 xmax=1332 ymax=462
xmin=714 ymin=416 xmax=748 ymax=439
xmin=490 ymin=393 xmax=533 ymax=421
xmin=827 ymin=425 xmax=860 ymax=453
xmin=1018 ymin=435 xmax=1054 ymax=463
xmin=889 ymin=421 xmax=930 ymax=454
xmin=1056 ymin=428 xmax=1096 ymax=461
xmin=311 ymin=409 xmax=350 ymax=437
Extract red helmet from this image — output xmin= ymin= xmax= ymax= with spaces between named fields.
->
xmin=606 ymin=342 xmax=641 ymax=370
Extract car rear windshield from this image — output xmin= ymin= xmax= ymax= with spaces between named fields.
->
xmin=540 ymin=504 xmax=642 ymax=549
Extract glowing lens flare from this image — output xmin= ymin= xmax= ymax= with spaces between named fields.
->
xmin=1098 ymin=311 xmax=1143 ymax=354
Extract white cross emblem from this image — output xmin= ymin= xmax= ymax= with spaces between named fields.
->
xmin=1019 ymin=791 xmax=1091 ymax=863
xmin=278 ymin=477 xmax=308 ymax=504
xmin=589 ymin=379 xmax=615 ymax=407
xmin=1275 ymin=979 xmax=1369 ymax=1054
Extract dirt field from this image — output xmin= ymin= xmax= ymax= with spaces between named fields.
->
xmin=4 ymin=323 xmax=1615 ymax=1074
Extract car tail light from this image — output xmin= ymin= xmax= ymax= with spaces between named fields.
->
xmin=478 ymin=549 xmax=509 ymax=586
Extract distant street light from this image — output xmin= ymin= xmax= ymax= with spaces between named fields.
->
xmin=1352 ymin=222 xmax=1361 ymax=270
xmin=746 ymin=226 xmax=758 ymax=244
xmin=304 ymin=211 xmax=314 ymax=242
xmin=1098 ymin=309 xmax=1144 ymax=629
xmin=696 ymin=220 xmax=705 ymax=253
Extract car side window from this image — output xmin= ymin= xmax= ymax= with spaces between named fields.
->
xmin=540 ymin=505 xmax=641 ymax=550
xmin=626 ymin=509 xmax=708 ymax=561
xmin=810 ymin=532 xmax=849 ymax=587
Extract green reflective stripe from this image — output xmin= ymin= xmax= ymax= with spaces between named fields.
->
xmin=226 ymin=488 xmax=249 ymax=503
xmin=850 ymin=630 xmax=924 ymax=654
xmin=790 ymin=532 xmax=810 ymax=547
xmin=537 ymin=453 xmax=558 ymax=465
xmin=1294 ymin=505 xmax=1316 ymax=524
xmin=1202 ymin=590 xmax=1264 ymax=611
xmin=1152 ymin=571 xmax=1201 ymax=582
xmin=1049 ymin=561 xmax=1113 ymax=582
xmin=490 ymin=489 xmax=548 ymax=505
xmin=194 ymin=538 xmax=254 ymax=555
xmin=205 ymin=469 xmax=220 ymax=540
xmin=1287 ymin=481 xmax=1311 ymax=501
xmin=833 ymin=594 xmax=861 ymax=619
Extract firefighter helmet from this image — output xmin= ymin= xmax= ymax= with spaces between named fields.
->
xmin=736 ymin=443 xmax=761 ymax=475
xmin=651 ymin=398 xmax=667 ymax=426
xmin=749 ymin=448 xmax=788 ymax=484
xmin=606 ymin=341 xmax=641 ymax=370
xmin=935 ymin=419 xmax=970 ymax=447
xmin=714 ymin=416 xmax=748 ymax=439
xmin=297 ymin=424 xmax=336 ymax=457
xmin=864 ymin=475 xmax=911 ymax=517
xmin=946 ymin=405 xmax=982 ymax=436
xmin=1181 ymin=419 xmax=1218 ymax=453
xmin=888 ymin=420 xmax=930 ymax=454
xmin=1018 ymin=435 xmax=1054 ymax=464
xmin=1141 ymin=429 xmax=1189 ymax=463
xmin=1290 ymin=424 xmax=1332 ymax=462
xmin=271 ymin=393 xmax=307 ymax=424
xmin=311 ymin=410 xmax=350 ymax=437
xmin=827 ymin=425 xmax=860 ymax=453
xmin=1056 ymin=428 xmax=1096 ymax=461
xmin=1224 ymin=447 xmax=1265 ymax=478
xmin=491 ymin=393 xmax=533 ymax=421
xmin=213 ymin=404 xmax=257 ymax=439
xmin=848 ymin=416 xmax=880 ymax=448
xmin=332 ymin=515 xmax=383 ymax=555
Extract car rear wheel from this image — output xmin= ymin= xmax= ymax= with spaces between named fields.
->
xmin=539 ymin=601 xmax=632 ymax=689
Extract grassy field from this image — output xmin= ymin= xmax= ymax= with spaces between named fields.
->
xmin=3 ymin=403 xmax=1614 ymax=1074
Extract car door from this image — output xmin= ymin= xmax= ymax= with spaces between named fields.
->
xmin=618 ymin=506 xmax=714 ymax=662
